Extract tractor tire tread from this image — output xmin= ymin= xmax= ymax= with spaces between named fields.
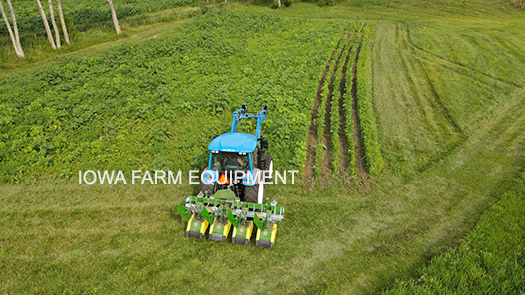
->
xmin=244 ymin=185 xmax=258 ymax=203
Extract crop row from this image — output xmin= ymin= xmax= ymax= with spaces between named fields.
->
xmin=312 ymin=27 xmax=344 ymax=179
xmin=329 ymin=32 xmax=350 ymax=174
xmin=314 ymin=82 xmax=329 ymax=179
xmin=343 ymin=32 xmax=358 ymax=178
xmin=313 ymin=23 xmax=363 ymax=179
xmin=355 ymin=24 xmax=384 ymax=176
xmin=310 ymin=22 xmax=384 ymax=180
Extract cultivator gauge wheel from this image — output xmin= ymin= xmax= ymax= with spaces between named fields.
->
xmin=209 ymin=217 xmax=232 ymax=242
xmin=185 ymin=214 xmax=209 ymax=239
xmin=232 ymin=221 xmax=254 ymax=245
xmin=255 ymin=223 xmax=277 ymax=249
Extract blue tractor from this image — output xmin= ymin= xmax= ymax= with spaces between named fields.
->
xmin=200 ymin=104 xmax=273 ymax=204
xmin=178 ymin=105 xmax=284 ymax=248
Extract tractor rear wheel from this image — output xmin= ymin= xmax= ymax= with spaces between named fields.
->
xmin=244 ymin=182 xmax=263 ymax=204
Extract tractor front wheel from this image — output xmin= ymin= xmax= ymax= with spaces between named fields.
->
xmin=201 ymin=183 xmax=216 ymax=197
xmin=262 ymin=155 xmax=273 ymax=181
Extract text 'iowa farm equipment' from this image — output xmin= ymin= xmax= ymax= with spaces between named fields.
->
xmin=178 ymin=105 xmax=284 ymax=248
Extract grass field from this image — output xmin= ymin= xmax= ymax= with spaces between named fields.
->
xmin=1 ymin=0 xmax=525 ymax=293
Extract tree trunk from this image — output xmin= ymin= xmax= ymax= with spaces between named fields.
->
xmin=36 ymin=0 xmax=56 ymax=49
xmin=278 ymin=0 xmax=281 ymax=6
xmin=6 ymin=0 xmax=23 ymax=56
xmin=56 ymin=0 xmax=69 ymax=44
xmin=47 ymin=0 xmax=60 ymax=48
xmin=107 ymin=0 xmax=121 ymax=35
xmin=0 ymin=0 xmax=22 ymax=57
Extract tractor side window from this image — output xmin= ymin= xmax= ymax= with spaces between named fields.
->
xmin=211 ymin=153 xmax=225 ymax=171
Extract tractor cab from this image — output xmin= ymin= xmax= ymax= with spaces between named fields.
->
xmin=199 ymin=105 xmax=272 ymax=204
xmin=208 ymin=132 xmax=257 ymax=174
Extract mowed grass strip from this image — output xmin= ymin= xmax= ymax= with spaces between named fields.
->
xmin=383 ymin=173 xmax=525 ymax=294
xmin=370 ymin=22 xmax=464 ymax=179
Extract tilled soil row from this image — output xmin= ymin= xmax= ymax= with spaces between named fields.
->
xmin=303 ymin=26 xmax=350 ymax=180
xmin=350 ymin=26 xmax=369 ymax=184
xmin=336 ymin=29 xmax=358 ymax=178
xmin=320 ymin=28 xmax=356 ymax=180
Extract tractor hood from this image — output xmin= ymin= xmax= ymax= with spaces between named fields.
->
xmin=208 ymin=133 xmax=257 ymax=153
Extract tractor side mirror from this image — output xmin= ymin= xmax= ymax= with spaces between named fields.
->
xmin=262 ymin=105 xmax=268 ymax=112
xmin=242 ymin=104 xmax=248 ymax=112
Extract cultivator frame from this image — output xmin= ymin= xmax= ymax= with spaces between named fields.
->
xmin=178 ymin=194 xmax=284 ymax=248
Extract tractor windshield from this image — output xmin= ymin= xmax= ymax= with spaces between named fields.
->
xmin=210 ymin=152 xmax=250 ymax=173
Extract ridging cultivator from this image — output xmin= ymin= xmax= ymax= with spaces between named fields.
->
xmin=178 ymin=105 xmax=285 ymax=248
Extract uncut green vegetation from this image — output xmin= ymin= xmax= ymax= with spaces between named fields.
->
xmin=0 ymin=11 xmax=346 ymax=182
xmin=383 ymin=174 xmax=525 ymax=294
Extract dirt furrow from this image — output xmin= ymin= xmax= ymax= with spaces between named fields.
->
xmin=304 ymin=27 xmax=349 ymax=180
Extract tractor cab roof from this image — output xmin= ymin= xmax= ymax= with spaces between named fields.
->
xmin=208 ymin=133 xmax=257 ymax=153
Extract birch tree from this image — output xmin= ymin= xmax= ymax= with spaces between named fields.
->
xmin=107 ymin=0 xmax=121 ymax=35
xmin=47 ymin=0 xmax=60 ymax=48
xmin=7 ymin=0 xmax=23 ymax=55
xmin=36 ymin=0 xmax=56 ymax=49
xmin=56 ymin=0 xmax=69 ymax=44
xmin=0 ymin=0 xmax=23 ymax=57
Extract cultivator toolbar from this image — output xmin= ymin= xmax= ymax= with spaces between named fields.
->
xmin=178 ymin=193 xmax=285 ymax=249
